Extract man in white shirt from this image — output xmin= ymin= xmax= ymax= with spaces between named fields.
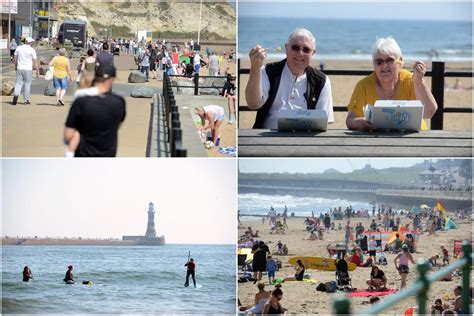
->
xmin=193 ymin=52 xmax=201 ymax=74
xmin=246 ymin=28 xmax=334 ymax=129
xmin=12 ymin=37 xmax=39 ymax=105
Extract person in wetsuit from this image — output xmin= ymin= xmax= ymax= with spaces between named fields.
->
xmin=63 ymin=265 xmax=75 ymax=284
xmin=23 ymin=266 xmax=33 ymax=282
xmin=184 ymin=258 xmax=196 ymax=287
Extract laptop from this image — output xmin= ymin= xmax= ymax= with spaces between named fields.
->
xmin=364 ymin=100 xmax=424 ymax=131
xmin=277 ymin=109 xmax=328 ymax=131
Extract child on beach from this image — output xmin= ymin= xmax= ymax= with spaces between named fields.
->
xmin=441 ymin=246 xmax=450 ymax=265
xmin=430 ymin=298 xmax=445 ymax=315
xmin=266 ymin=255 xmax=277 ymax=284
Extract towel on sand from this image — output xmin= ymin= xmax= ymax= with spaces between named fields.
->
xmin=346 ymin=289 xmax=396 ymax=297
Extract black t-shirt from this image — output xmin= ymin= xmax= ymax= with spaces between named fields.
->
xmin=65 ymin=92 xmax=126 ymax=157
xmin=252 ymin=244 xmax=269 ymax=263
xmin=96 ymin=51 xmax=114 ymax=67
xmin=371 ymin=269 xmax=385 ymax=280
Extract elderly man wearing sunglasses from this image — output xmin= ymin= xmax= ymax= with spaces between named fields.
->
xmin=346 ymin=37 xmax=438 ymax=131
xmin=246 ymin=28 xmax=334 ymax=129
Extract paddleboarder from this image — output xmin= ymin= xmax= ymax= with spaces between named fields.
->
xmin=184 ymin=258 xmax=196 ymax=288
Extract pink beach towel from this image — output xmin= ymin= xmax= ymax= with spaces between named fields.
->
xmin=346 ymin=289 xmax=397 ymax=297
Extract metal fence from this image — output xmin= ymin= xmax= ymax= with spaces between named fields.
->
xmin=332 ymin=241 xmax=472 ymax=315
xmin=169 ymin=73 xmax=227 ymax=95
xmin=238 ymin=60 xmax=473 ymax=130
xmin=163 ymin=72 xmax=187 ymax=157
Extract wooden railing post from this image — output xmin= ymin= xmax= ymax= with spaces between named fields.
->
xmin=430 ymin=61 xmax=445 ymax=130
xmin=461 ymin=242 xmax=472 ymax=315
xmin=416 ymin=260 xmax=430 ymax=315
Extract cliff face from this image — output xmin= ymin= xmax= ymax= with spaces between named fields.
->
xmin=58 ymin=0 xmax=236 ymax=40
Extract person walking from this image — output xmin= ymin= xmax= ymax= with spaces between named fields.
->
xmin=11 ymin=37 xmax=39 ymax=105
xmin=140 ymin=48 xmax=151 ymax=82
xmin=394 ymin=244 xmax=415 ymax=289
xmin=9 ymin=37 xmax=17 ymax=62
xmin=49 ymin=48 xmax=73 ymax=106
xmin=64 ymin=65 xmax=126 ymax=157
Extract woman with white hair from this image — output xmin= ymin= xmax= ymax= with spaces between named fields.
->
xmin=195 ymin=105 xmax=225 ymax=146
xmin=49 ymin=48 xmax=73 ymax=106
xmin=346 ymin=37 xmax=437 ymax=131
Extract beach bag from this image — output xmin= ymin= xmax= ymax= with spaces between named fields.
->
xmin=316 ymin=282 xmax=327 ymax=292
xmin=44 ymin=67 xmax=54 ymax=81
xmin=325 ymin=281 xmax=337 ymax=293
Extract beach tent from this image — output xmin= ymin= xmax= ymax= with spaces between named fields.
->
xmin=387 ymin=231 xmax=406 ymax=245
xmin=362 ymin=230 xmax=420 ymax=250
xmin=411 ymin=206 xmax=421 ymax=214
xmin=445 ymin=218 xmax=458 ymax=230
xmin=179 ymin=55 xmax=190 ymax=64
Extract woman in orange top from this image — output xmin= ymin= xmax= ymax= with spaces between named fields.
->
xmin=346 ymin=37 xmax=437 ymax=131
xmin=49 ymin=48 xmax=73 ymax=106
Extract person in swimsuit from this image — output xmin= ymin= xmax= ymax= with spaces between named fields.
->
xmin=239 ymin=282 xmax=271 ymax=314
xmin=184 ymin=258 xmax=196 ymax=287
xmin=394 ymin=244 xmax=415 ymax=289
xmin=263 ymin=284 xmax=284 ymax=314
xmin=283 ymin=259 xmax=305 ymax=281
xmin=63 ymin=265 xmax=75 ymax=283
xmin=82 ymin=49 xmax=97 ymax=75
xmin=23 ymin=266 xmax=33 ymax=282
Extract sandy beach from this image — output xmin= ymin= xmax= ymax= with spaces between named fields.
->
xmin=238 ymin=214 xmax=472 ymax=315
xmin=238 ymin=59 xmax=473 ymax=131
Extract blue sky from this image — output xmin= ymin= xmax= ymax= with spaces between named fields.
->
xmin=239 ymin=158 xmax=433 ymax=173
xmin=238 ymin=1 xmax=472 ymax=21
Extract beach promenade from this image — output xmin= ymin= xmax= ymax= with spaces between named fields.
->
xmin=2 ymin=46 xmax=236 ymax=157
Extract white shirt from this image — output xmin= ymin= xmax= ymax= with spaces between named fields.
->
xmin=14 ymin=44 xmax=37 ymax=70
xmin=368 ymin=240 xmax=378 ymax=251
xmin=203 ymin=105 xmax=224 ymax=122
xmin=259 ymin=62 xmax=334 ymax=129
xmin=194 ymin=54 xmax=201 ymax=66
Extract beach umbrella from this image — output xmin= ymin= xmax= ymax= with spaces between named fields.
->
xmin=420 ymin=204 xmax=429 ymax=209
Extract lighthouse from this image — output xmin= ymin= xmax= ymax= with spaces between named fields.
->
xmin=145 ymin=202 xmax=156 ymax=238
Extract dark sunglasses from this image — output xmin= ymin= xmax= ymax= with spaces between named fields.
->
xmin=374 ymin=57 xmax=396 ymax=66
xmin=277 ymin=296 xmax=283 ymax=301
xmin=290 ymin=44 xmax=312 ymax=54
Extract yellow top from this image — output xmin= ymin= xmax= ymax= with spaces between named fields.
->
xmin=347 ymin=69 xmax=427 ymax=130
xmin=53 ymin=56 xmax=69 ymax=79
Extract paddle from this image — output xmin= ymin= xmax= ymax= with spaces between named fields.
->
xmin=184 ymin=251 xmax=191 ymax=287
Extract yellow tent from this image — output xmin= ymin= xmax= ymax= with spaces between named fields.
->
xmin=387 ymin=232 xmax=406 ymax=245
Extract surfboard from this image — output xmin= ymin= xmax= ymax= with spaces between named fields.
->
xmin=184 ymin=283 xmax=203 ymax=289
xmin=288 ymin=256 xmax=357 ymax=272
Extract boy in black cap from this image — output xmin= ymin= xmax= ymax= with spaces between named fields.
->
xmin=64 ymin=65 xmax=126 ymax=157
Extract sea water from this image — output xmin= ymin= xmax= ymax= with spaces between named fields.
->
xmin=239 ymin=193 xmax=372 ymax=217
xmin=239 ymin=17 xmax=472 ymax=61
xmin=2 ymin=244 xmax=235 ymax=314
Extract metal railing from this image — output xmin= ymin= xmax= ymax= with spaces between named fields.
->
xmin=169 ymin=73 xmax=227 ymax=95
xmin=238 ymin=59 xmax=473 ymax=130
xmin=332 ymin=241 xmax=472 ymax=315
xmin=163 ymin=72 xmax=187 ymax=157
